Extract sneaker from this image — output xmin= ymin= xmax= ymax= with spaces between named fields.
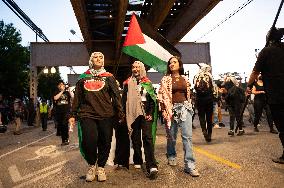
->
xmin=61 ymin=140 xmax=69 ymax=146
xmin=148 ymin=168 xmax=158 ymax=180
xmin=168 ymin=158 xmax=177 ymax=166
xmin=205 ymin=135 xmax=212 ymax=142
xmin=86 ymin=165 xmax=96 ymax=182
xmin=184 ymin=168 xmax=200 ymax=177
xmin=115 ymin=165 xmax=128 ymax=170
xmin=213 ymin=124 xmax=221 ymax=129
xmin=254 ymin=127 xmax=259 ymax=132
xmin=134 ymin=164 xmax=141 ymax=169
xmin=272 ymin=157 xmax=284 ymax=164
xmin=97 ymin=167 xmax=106 ymax=182
xmin=219 ymin=122 xmax=226 ymax=127
xmin=228 ymin=130 xmax=234 ymax=136
xmin=237 ymin=130 xmax=245 ymax=136
xmin=270 ymin=128 xmax=278 ymax=134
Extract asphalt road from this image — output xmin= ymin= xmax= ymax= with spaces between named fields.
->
xmin=0 ymin=113 xmax=283 ymax=188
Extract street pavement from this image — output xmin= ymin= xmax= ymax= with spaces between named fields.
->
xmin=0 ymin=112 xmax=283 ymax=188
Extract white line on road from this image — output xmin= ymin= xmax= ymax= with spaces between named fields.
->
xmin=12 ymin=166 xmax=64 ymax=188
xmin=9 ymin=160 xmax=67 ymax=183
xmin=0 ymin=132 xmax=56 ymax=159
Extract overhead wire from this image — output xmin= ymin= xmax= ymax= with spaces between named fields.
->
xmin=2 ymin=0 xmax=49 ymax=42
xmin=194 ymin=0 xmax=255 ymax=42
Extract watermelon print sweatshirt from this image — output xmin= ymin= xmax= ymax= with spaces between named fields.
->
xmin=71 ymin=70 xmax=124 ymax=120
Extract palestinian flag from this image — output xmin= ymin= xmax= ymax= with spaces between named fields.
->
xmin=122 ymin=13 xmax=181 ymax=74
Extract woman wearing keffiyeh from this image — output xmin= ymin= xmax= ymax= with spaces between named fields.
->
xmin=116 ymin=61 xmax=158 ymax=180
xmin=158 ymin=56 xmax=199 ymax=177
xmin=69 ymin=52 xmax=124 ymax=182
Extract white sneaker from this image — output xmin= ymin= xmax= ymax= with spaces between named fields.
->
xmin=97 ymin=167 xmax=106 ymax=182
xmin=148 ymin=168 xmax=158 ymax=180
xmin=184 ymin=168 xmax=200 ymax=177
xmin=86 ymin=165 xmax=96 ymax=182
xmin=168 ymin=158 xmax=177 ymax=166
xmin=134 ymin=164 xmax=141 ymax=169
xmin=213 ymin=124 xmax=221 ymax=129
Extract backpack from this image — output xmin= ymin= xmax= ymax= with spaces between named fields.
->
xmin=194 ymin=73 xmax=213 ymax=95
xmin=225 ymin=85 xmax=245 ymax=105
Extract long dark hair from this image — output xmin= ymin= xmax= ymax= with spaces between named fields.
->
xmin=166 ymin=56 xmax=184 ymax=75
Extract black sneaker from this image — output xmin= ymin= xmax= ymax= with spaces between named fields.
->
xmin=237 ymin=130 xmax=245 ymax=136
xmin=254 ymin=127 xmax=259 ymax=132
xmin=228 ymin=130 xmax=234 ymax=136
xmin=61 ymin=140 xmax=69 ymax=146
xmin=270 ymin=129 xmax=278 ymax=134
xmin=205 ymin=134 xmax=212 ymax=142
xmin=219 ymin=122 xmax=226 ymax=127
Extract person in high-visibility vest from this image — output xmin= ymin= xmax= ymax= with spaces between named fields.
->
xmin=40 ymin=99 xmax=49 ymax=131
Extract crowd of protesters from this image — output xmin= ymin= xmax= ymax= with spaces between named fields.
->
xmin=1 ymin=27 xmax=283 ymax=184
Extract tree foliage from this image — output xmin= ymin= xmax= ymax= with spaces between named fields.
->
xmin=37 ymin=67 xmax=61 ymax=101
xmin=0 ymin=20 xmax=29 ymax=98
xmin=0 ymin=20 xmax=62 ymax=100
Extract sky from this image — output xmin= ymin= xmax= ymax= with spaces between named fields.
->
xmin=1 ymin=0 xmax=283 ymax=83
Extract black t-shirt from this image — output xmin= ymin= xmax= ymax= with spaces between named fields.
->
xmin=253 ymin=44 xmax=284 ymax=104
xmin=53 ymin=90 xmax=71 ymax=113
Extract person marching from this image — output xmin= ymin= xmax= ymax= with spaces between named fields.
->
xmin=193 ymin=64 xmax=214 ymax=142
xmin=69 ymin=52 xmax=124 ymax=182
xmin=39 ymin=99 xmax=49 ymax=131
xmin=158 ymin=56 xmax=199 ymax=177
xmin=53 ymin=80 xmax=71 ymax=145
xmin=247 ymin=27 xmax=284 ymax=164
xmin=119 ymin=60 xmax=158 ymax=180
xmin=251 ymin=74 xmax=278 ymax=134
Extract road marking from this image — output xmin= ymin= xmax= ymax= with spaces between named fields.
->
xmin=194 ymin=146 xmax=241 ymax=169
xmin=8 ymin=160 xmax=67 ymax=183
xmin=0 ymin=132 xmax=56 ymax=159
xmin=13 ymin=167 xmax=63 ymax=188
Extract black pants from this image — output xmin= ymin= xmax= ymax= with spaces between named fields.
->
xmin=27 ymin=111 xmax=35 ymax=126
xmin=114 ymin=116 xmax=157 ymax=170
xmin=40 ymin=113 xmax=48 ymax=130
xmin=80 ymin=117 xmax=113 ymax=167
xmin=269 ymin=104 xmax=284 ymax=155
xmin=132 ymin=115 xmax=157 ymax=170
xmin=55 ymin=112 xmax=69 ymax=143
xmin=114 ymin=121 xmax=130 ymax=168
xmin=197 ymin=100 xmax=213 ymax=137
xmin=254 ymin=98 xmax=273 ymax=128
xmin=228 ymin=103 xmax=243 ymax=131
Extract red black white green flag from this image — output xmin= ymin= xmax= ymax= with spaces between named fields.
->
xmin=122 ymin=13 xmax=181 ymax=74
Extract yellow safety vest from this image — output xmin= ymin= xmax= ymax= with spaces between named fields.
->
xmin=40 ymin=104 xmax=48 ymax=113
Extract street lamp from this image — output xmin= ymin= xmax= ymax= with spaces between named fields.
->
xmin=43 ymin=66 xmax=49 ymax=74
xmin=50 ymin=67 xmax=56 ymax=74
xmin=70 ymin=29 xmax=83 ymax=41
xmin=42 ymin=66 xmax=56 ymax=74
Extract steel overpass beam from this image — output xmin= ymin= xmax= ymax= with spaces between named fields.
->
xmin=70 ymin=0 xmax=92 ymax=53
xmin=146 ymin=0 xmax=176 ymax=30
xmin=113 ymin=0 xmax=128 ymax=75
xmin=165 ymin=0 xmax=220 ymax=44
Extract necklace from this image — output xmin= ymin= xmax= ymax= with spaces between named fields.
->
xmin=172 ymin=75 xmax=180 ymax=81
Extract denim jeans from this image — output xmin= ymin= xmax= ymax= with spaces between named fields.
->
xmin=212 ymin=102 xmax=219 ymax=125
xmin=166 ymin=102 xmax=196 ymax=170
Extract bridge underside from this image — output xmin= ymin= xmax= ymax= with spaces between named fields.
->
xmin=70 ymin=0 xmax=220 ymax=81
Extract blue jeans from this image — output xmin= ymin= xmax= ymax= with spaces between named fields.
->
xmin=166 ymin=104 xmax=196 ymax=170
xmin=212 ymin=102 xmax=219 ymax=125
